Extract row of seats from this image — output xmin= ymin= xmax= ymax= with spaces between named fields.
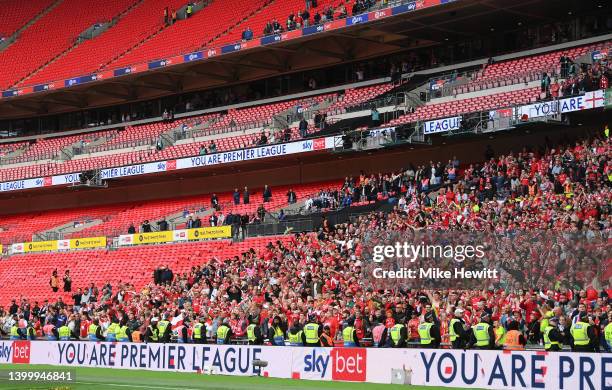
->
xmin=325 ymin=83 xmax=395 ymax=114
xmin=0 ymin=0 xmax=55 ymax=37
xmin=388 ymin=87 xmax=541 ymax=126
xmin=0 ymin=84 xmax=540 ymax=181
xmin=0 ymin=235 xmax=292 ymax=305
xmin=24 ymin=0 xmax=187 ymax=86
xmin=0 ymin=180 xmax=338 ymax=245
xmin=448 ymin=42 xmax=610 ymax=97
xmin=211 ymin=0 xmax=344 ymax=48
xmin=0 ymin=205 xmax=122 ymax=245
xmin=0 ymin=0 xmax=138 ymax=90
xmin=6 ymin=130 xmax=115 ymax=165
xmin=10 ymin=0 xmax=355 ymax=89
xmin=107 ymin=0 xmax=270 ymax=69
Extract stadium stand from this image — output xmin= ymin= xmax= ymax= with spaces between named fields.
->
xmin=0 ymin=0 xmax=610 ymax=362
xmin=448 ymin=41 xmax=611 ymax=96
xmin=0 ymin=0 xmax=138 ymax=89
xmin=0 ymin=0 xmax=56 ymax=38
xmin=0 ymin=130 xmax=609 ymax=349
xmin=23 ymin=0 xmax=189 ymax=86
xmin=105 ymin=0 xmax=271 ymax=69
xmin=387 ymin=87 xmax=540 ymax=126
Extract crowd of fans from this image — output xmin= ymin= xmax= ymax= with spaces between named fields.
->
xmin=541 ymin=51 xmax=610 ymax=99
xmin=256 ymin=0 xmax=385 ymax=38
xmin=0 ymin=128 xmax=610 ymax=352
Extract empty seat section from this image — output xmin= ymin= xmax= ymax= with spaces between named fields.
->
xmin=24 ymin=0 xmax=186 ymax=86
xmin=106 ymin=0 xmax=268 ymax=69
xmin=0 ymin=0 xmax=137 ymax=89
xmin=0 ymin=0 xmax=55 ymax=37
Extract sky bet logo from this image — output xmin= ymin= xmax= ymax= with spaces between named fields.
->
xmin=303 ymin=348 xmax=367 ymax=381
xmin=0 ymin=341 xmax=31 ymax=364
xmin=0 ymin=342 xmax=12 ymax=363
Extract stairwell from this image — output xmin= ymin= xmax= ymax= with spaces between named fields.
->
xmin=0 ymin=0 xmax=64 ymax=53
xmin=14 ymin=0 xmax=145 ymax=88
xmin=33 ymin=219 xmax=104 ymax=241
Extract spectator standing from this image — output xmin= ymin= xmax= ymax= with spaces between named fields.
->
xmin=141 ymin=220 xmax=152 ymax=233
xmin=263 ymin=185 xmax=272 ymax=202
xmin=209 ymin=213 xmax=218 ymax=227
xmin=127 ymin=223 xmax=136 ymax=234
xmin=72 ymin=288 xmax=82 ymax=312
xmin=243 ymin=186 xmax=250 ymax=204
xmin=233 ymin=188 xmax=240 ymax=205
xmin=50 ymin=270 xmax=59 ymax=293
xmin=541 ymin=72 xmax=551 ymax=94
xmin=299 ymin=118 xmax=308 ymax=138
xmin=371 ymin=107 xmax=380 ymax=127
xmin=63 ymin=271 xmax=72 ymax=292
xmin=157 ymin=218 xmax=169 ymax=231
xmin=287 ymin=188 xmax=297 ymax=204
xmin=242 ymin=27 xmax=253 ymax=41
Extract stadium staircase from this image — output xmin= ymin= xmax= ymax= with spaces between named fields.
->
xmin=33 ymin=218 xmax=105 ymax=242
xmin=0 ymin=0 xmax=62 ymax=53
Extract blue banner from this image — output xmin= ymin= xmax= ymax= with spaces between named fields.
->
xmin=392 ymin=1 xmax=417 ymax=15
xmin=261 ymin=34 xmax=283 ymax=46
xmin=148 ymin=59 xmax=169 ymax=70
xmin=114 ymin=67 xmax=133 ymax=77
xmin=302 ymin=24 xmax=324 ymax=36
xmin=33 ymin=84 xmax=51 ymax=92
xmin=346 ymin=13 xmax=369 ymax=26
xmin=183 ymin=51 xmax=204 ymax=62
xmin=221 ymin=43 xmax=241 ymax=54
xmin=1 ymin=90 xmax=19 ymax=98
xmin=64 ymin=75 xmax=97 ymax=87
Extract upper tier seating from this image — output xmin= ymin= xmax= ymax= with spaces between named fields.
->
xmin=106 ymin=0 xmax=270 ymax=69
xmin=0 ymin=0 xmax=137 ymax=89
xmin=24 ymin=0 xmax=188 ymax=86
xmin=326 ymin=83 xmax=395 ymax=114
xmin=0 ymin=0 xmax=55 ymax=37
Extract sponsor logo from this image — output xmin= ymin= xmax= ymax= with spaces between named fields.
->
xmin=331 ymin=348 xmax=366 ymax=382
xmin=351 ymin=15 xmax=365 ymax=24
xmin=302 ymin=141 xmax=313 ymax=151
xmin=0 ymin=342 xmax=12 ymax=363
xmin=303 ymin=349 xmax=330 ymax=377
xmin=12 ymin=341 xmax=30 ymax=364
xmin=313 ymin=138 xmax=326 ymax=150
